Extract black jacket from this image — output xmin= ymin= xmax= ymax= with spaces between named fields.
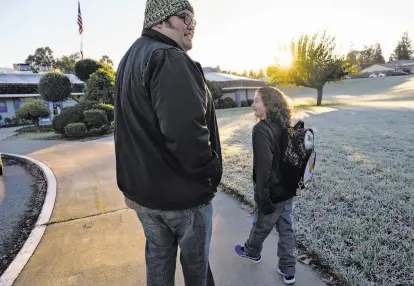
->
xmin=114 ymin=29 xmax=222 ymax=210
xmin=252 ymin=120 xmax=294 ymax=212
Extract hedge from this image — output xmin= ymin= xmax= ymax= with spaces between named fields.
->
xmin=94 ymin=103 xmax=114 ymax=122
xmin=64 ymin=123 xmax=87 ymax=139
xmin=84 ymin=109 xmax=108 ymax=129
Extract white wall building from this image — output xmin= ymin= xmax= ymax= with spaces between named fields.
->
xmin=0 ymin=64 xmax=84 ymax=123
xmin=204 ymin=70 xmax=266 ymax=105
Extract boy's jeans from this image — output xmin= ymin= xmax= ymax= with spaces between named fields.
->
xmin=245 ymin=199 xmax=296 ymax=276
xmin=125 ymin=197 xmax=215 ymax=286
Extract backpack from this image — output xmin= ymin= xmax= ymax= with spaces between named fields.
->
xmin=280 ymin=120 xmax=316 ymax=193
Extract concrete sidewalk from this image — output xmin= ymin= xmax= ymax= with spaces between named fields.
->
xmin=11 ymin=139 xmax=324 ymax=286
xmin=0 ymin=127 xmax=19 ymax=141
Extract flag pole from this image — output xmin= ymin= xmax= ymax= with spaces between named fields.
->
xmin=78 ymin=0 xmax=84 ymax=59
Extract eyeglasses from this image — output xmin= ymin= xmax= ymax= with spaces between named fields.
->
xmin=173 ymin=13 xmax=196 ymax=27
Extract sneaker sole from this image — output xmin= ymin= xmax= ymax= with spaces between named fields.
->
xmin=238 ymin=255 xmax=262 ymax=264
xmin=277 ymin=268 xmax=296 ymax=285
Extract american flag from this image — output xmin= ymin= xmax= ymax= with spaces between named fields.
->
xmin=77 ymin=1 xmax=83 ymax=35
xmin=78 ymin=1 xmax=84 ymax=59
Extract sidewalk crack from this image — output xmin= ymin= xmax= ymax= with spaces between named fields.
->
xmin=42 ymin=208 xmax=129 ymax=226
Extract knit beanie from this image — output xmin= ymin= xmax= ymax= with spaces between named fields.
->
xmin=144 ymin=0 xmax=194 ymax=29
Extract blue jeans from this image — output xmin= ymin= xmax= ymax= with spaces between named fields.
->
xmin=246 ymin=199 xmax=296 ymax=275
xmin=125 ymin=197 xmax=215 ymax=286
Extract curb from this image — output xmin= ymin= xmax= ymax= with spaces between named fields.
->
xmin=0 ymin=153 xmax=57 ymax=286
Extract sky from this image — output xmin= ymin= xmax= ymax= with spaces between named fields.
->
xmin=1 ymin=0 xmax=413 ymax=73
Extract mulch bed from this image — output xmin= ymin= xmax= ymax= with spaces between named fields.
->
xmin=0 ymin=155 xmax=47 ymax=277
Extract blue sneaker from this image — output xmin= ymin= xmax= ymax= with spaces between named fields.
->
xmin=277 ymin=266 xmax=296 ymax=284
xmin=234 ymin=245 xmax=262 ymax=263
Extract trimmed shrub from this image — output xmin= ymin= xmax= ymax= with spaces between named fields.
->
xmin=217 ymin=97 xmax=238 ymax=109
xmin=88 ymin=124 xmax=111 ymax=136
xmin=64 ymin=123 xmax=87 ymax=139
xmin=75 ymin=59 xmax=103 ymax=82
xmin=39 ymin=72 xmax=72 ymax=102
xmin=93 ymin=103 xmax=114 ymax=122
xmin=15 ymin=101 xmax=51 ymax=126
xmin=52 ymin=106 xmax=84 ymax=134
xmin=84 ymin=68 xmax=115 ymax=105
xmin=51 ymin=101 xmax=99 ymax=134
xmin=240 ymin=100 xmax=248 ymax=107
xmin=84 ymin=109 xmax=108 ymax=129
xmin=247 ymin=99 xmax=254 ymax=106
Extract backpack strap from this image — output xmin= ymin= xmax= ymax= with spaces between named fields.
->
xmin=293 ymin=120 xmax=304 ymax=130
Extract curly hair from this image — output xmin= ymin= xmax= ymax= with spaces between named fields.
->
xmin=256 ymin=86 xmax=293 ymax=129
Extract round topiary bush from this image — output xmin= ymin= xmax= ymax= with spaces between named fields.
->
xmin=83 ymin=109 xmax=108 ymax=129
xmin=52 ymin=106 xmax=84 ymax=134
xmin=51 ymin=101 xmax=100 ymax=134
xmin=64 ymin=123 xmax=87 ymax=139
xmin=38 ymin=73 xmax=72 ymax=102
xmin=94 ymin=103 xmax=114 ymax=122
xmin=15 ymin=101 xmax=51 ymax=127
xmin=74 ymin=59 xmax=103 ymax=82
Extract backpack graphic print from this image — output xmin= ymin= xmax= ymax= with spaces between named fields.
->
xmin=280 ymin=120 xmax=316 ymax=193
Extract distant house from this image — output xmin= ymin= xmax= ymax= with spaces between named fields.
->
xmin=203 ymin=67 xmax=266 ymax=105
xmin=361 ymin=64 xmax=395 ymax=74
xmin=361 ymin=59 xmax=414 ymax=75
xmin=0 ymin=63 xmax=84 ymax=122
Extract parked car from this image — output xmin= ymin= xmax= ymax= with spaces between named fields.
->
xmin=378 ymin=72 xmax=386 ymax=77
xmin=369 ymin=73 xmax=378 ymax=78
xmin=392 ymin=71 xmax=409 ymax=76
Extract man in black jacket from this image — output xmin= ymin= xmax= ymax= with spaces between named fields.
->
xmin=114 ymin=0 xmax=222 ymax=285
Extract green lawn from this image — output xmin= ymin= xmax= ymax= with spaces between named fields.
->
xmin=216 ymin=104 xmax=414 ymax=286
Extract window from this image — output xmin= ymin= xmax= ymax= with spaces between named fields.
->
xmin=0 ymin=101 xmax=7 ymax=113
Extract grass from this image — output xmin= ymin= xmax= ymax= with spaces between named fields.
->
xmin=6 ymin=131 xmax=62 ymax=140
xmin=216 ymin=104 xmax=414 ymax=286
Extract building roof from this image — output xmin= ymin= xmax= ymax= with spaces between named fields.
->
xmin=361 ymin=64 xmax=395 ymax=73
xmin=204 ymin=72 xmax=263 ymax=82
xmin=0 ymin=92 xmax=84 ymax=99
xmin=0 ymin=73 xmax=84 ymax=85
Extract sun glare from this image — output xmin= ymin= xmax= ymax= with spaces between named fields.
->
xmin=277 ymin=52 xmax=293 ymax=68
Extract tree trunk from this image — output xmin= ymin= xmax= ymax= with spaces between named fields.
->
xmin=317 ymin=86 xmax=324 ymax=106
xmin=34 ymin=118 xmax=39 ymax=128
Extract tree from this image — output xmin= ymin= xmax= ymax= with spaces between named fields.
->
xmin=390 ymin=32 xmax=413 ymax=61
xmin=373 ymin=43 xmax=385 ymax=64
xmin=346 ymin=44 xmax=385 ymax=68
xmin=249 ymin=69 xmax=256 ymax=78
xmin=75 ymin=59 xmax=103 ymax=81
xmin=268 ymin=32 xmax=348 ymax=106
xmin=100 ymin=55 xmax=114 ymax=67
xmin=257 ymin=68 xmax=265 ymax=78
xmin=16 ymin=101 xmax=51 ymax=127
xmin=346 ymin=50 xmax=358 ymax=66
xmin=25 ymin=47 xmax=55 ymax=73
xmin=39 ymin=72 xmax=73 ymax=102
xmin=206 ymin=80 xmax=223 ymax=104
xmin=84 ymin=68 xmax=115 ymax=104
xmin=55 ymin=53 xmax=81 ymax=74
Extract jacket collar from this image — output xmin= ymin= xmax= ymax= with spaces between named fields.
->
xmin=141 ymin=28 xmax=206 ymax=82
xmin=142 ymin=28 xmax=184 ymax=52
